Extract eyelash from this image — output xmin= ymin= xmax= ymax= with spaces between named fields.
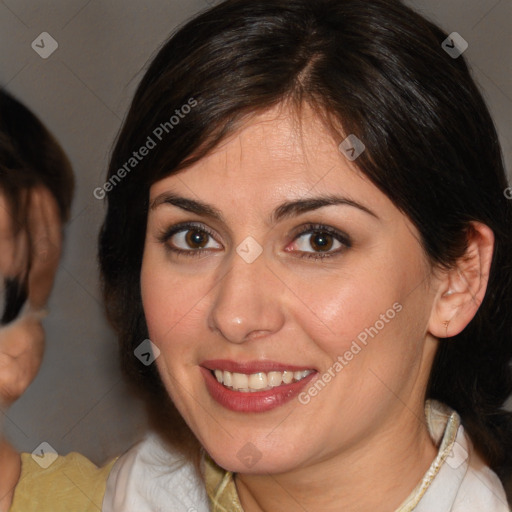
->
xmin=157 ymin=221 xmax=352 ymax=260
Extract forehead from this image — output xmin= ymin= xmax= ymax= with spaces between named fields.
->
xmin=149 ymin=104 xmax=375 ymax=202
xmin=148 ymin=107 xmax=401 ymax=225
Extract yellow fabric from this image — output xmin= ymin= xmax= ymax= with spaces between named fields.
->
xmin=9 ymin=452 xmax=118 ymax=512
xmin=204 ymin=453 xmax=244 ymax=512
xmin=5 ymin=401 xmax=470 ymax=512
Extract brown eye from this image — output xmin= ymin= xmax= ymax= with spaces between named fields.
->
xmin=309 ymin=232 xmax=334 ymax=252
xmin=294 ymin=231 xmax=342 ymax=254
xmin=162 ymin=223 xmax=222 ymax=255
xmin=185 ymin=229 xmax=209 ymax=249
xmin=288 ymin=224 xmax=352 ymax=260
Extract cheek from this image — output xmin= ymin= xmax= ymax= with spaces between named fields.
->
xmin=140 ymin=258 xmax=205 ymax=410
xmin=289 ymin=272 xmax=430 ymax=432
xmin=287 ymin=266 xmax=404 ymax=358
xmin=140 ymin=252 xmax=211 ymax=359
xmin=287 ymin=247 xmax=430 ymax=377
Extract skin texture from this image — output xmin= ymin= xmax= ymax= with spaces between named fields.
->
xmin=0 ymin=438 xmax=20 ymax=512
xmin=0 ymin=187 xmax=62 ymax=512
xmin=141 ymin=104 xmax=494 ymax=512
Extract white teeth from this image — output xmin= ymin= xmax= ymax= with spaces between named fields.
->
xmin=267 ymin=371 xmax=282 ymax=387
xmin=232 ymin=372 xmax=249 ymax=389
xmin=294 ymin=370 xmax=311 ymax=381
xmin=223 ymin=370 xmax=232 ymax=387
xmin=282 ymin=371 xmax=294 ymax=384
xmin=212 ymin=369 xmax=313 ymax=392
xmin=248 ymin=372 xmax=268 ymax=390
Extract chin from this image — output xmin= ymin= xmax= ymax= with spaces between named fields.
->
xmin=207 ymin=447 xmax=302 ymax=475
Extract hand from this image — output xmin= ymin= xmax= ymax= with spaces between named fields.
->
xmin=0 ymin=310 xmax=46 ymax=409
xmin=0 ymin=311 xmax=44 ymax=512
xmin=0 ymin=316 xmax=39 ymax=512
xmin=0 ymin=185 xmax=61 ymax=407
xmin=0 ymin=185 xmax=62 ymax=512
xmin=0 ymin=437 xmax=21 ymax=512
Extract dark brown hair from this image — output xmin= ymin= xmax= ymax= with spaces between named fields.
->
xmin=98 ymin=0 xmax=512 ymax=484
xmin=0 ymin=89 xmax=74 ymax=323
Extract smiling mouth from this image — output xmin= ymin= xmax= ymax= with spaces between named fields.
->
xmin=211 ymin=369 xmax=314 ymax=393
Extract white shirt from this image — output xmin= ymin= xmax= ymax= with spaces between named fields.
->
xmin=102 ymin=400 xmax=510 ymax=511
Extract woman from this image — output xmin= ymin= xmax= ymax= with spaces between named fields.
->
xmin=8 ymin=0 xmax=512 ymax=510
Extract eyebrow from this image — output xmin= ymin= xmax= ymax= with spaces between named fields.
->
xmin=150 ymin=192 xmax=379 ymax=223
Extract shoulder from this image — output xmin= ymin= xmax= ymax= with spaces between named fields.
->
xmin=418 ymin=401 xmax=510 ymax=511
xmin=102 ymin=431 xmax=210 ymax=512
xmin=452 ymin=444 xmax=511 ymax=511
xmin=9 ymin=450 xmax=117 ymax=512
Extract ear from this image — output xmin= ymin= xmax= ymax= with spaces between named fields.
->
xmin=429 ymin=222 xmax=494 ymax=338
xmin=26 ymin=186 xmax=62 ymax=310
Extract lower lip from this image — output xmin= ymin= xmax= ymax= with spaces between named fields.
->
xmin=200 ymin=367 xmax=317 ymax=413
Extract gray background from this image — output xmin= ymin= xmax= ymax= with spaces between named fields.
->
xmin=1 ymin=0 xmax=511 ymax=466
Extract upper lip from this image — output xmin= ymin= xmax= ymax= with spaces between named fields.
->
xmin=201 ymin=359 xmax=316 ymax=374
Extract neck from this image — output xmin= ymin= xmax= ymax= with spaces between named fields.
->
xmin=234 ymin=405 xmax=438 ymax=512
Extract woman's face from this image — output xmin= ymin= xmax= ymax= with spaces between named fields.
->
xmin=141 ymin=104 xmax=440 ymax=474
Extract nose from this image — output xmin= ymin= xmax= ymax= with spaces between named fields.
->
xmin=207 ymin=247 xmax=285 ymax=344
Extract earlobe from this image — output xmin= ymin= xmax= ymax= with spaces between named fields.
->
xmin=429 ymin=222 xmax=494 ymax=339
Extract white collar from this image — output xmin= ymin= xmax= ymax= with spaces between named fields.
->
xmin=103 ymin=400 xmax=510 ymax=511
xmin=102 ymin=432 xmax=210 ymax=512
xmin=398 ymin=400 xmax=509 ymax=511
